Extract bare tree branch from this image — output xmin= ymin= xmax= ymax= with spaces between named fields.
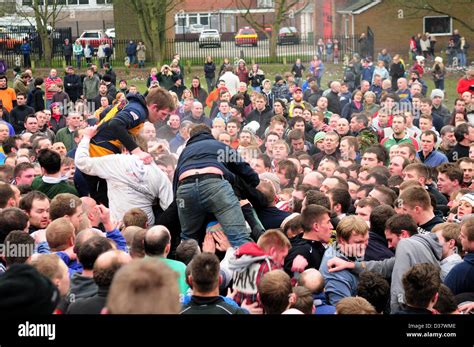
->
xmin=397 ymin=0 xmax=474 ymax=32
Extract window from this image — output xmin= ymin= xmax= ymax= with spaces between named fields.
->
xmin=257 ymin=0 xmax=274 ymax=7
xmin=200 ymin=15 xmax=209 ymax=26
xmin=78 ymin=0 xmax=89 ymax=4
xmin=424 ymin=16 xmax=452 ymax=36
xmin=68 ymin=0 xmax=78 ymax=4
xmin=22 ymin=0 xmax=32 ymax=5
xmin=83 ymin=32 xmax=99 ymax=38
xmin=189 ymin=15 xmax=198 ymax=25
xmin=177 ymin=17 xmax=186 ymax=27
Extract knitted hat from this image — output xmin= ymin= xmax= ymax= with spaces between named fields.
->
xmin=275 ymin=74 xmax=283 ymax=83
xmin=434 ymin=56 xmax=443 ymax=64
xmin=259 ymin=172 xmax=281 ymax=194
xmin=280 ymin=212 xmax=300 ymax=230
xmin=243 ymin=121 xmax=260 ymax=135
xmin=460 ymin=193 xmax=474 ymax=207
xmin=313 ymin=131 xmax=326 ymax=144
xmin=0 ymin=264 xmax=59 ymax=314
xmin=430 ymin=89 xmax=444 ymax=100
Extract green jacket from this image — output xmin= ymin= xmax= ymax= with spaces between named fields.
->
xmin=54 ymin=127 xmax=75 ymax=151
xmin=31 ymin=176 xmax=79 ymax=200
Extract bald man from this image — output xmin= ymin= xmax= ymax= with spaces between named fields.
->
xmin=144 ymin=226 xmax=189 ymax=295
xmin=67 ymin=250 xmax=131 ymax=314
xmin=298 ymin=268 xmax=336 ymax=314
xmin=301 ymin=171 xmax=325 ymax=188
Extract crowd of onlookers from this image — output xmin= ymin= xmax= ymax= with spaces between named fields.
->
xmin=0 ymin=37 xmax=474 ymax=316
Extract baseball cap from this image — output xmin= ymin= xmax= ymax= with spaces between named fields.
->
xmin=295 ymin=87 xmax=303 ymax=93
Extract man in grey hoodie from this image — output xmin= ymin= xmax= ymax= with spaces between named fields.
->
xmin=326 ymin=213 xmax=442 ymax=313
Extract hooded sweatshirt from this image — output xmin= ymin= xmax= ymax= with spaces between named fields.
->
xmin=228 ymin=242 xmax=280 ymax=305
xmin=67 ymin=272 xmax=98 ymax=304
xmin=353 ymin=233 xmax=442 ymax=313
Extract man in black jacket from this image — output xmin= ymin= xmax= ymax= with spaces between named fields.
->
xmin=246 ymin=93 xmax=273 ymax=139
xmin=64 ymin=66 xmax=82 ymax=103
xmin=283 ymin=205 xmax=332 ymax=275
xmin=181 ymin=253 xmax=247 ymax=314
xmin=62 ymin=39 xmax=73 ymax=66
xmin=174 ymin=125 xmax=259 ymax=247
xmin=326 ymin=81 xmax=342 ymax=115
xmin=9 ymin=93 xmax=34 ymax=133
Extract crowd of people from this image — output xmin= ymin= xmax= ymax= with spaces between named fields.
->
xmin=0 ymin=40 xmax=474 ymax=316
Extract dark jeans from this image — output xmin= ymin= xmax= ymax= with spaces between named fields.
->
xmin=205 ymin=77 xmax=214 ymax=93
xmin=65 ymin=55 xmax=72 ymax=66
xmin=177 ymin=177 xmax=251 ymax=247
xmin=76 ymin=55 xmax=81 ymax=69
xmin=434 ymin=79 xmax=445 ymax=91
xmin=23 ymin=54 xmax=31 ymax=68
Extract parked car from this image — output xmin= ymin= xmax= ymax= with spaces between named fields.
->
xmin=277 ymin=26 xmax=300 ymax=45
xmin=105 ymin=28 xmax=115 ymax=39
xmin=199 ymin=29 xmax=221 ymax=48
xmin=235 ymin=27 xmax=257 ymax=47
xmin=189 ymin=24 xmax=204 ymax=34
xmin=77 ymin=30 xmax=113 ymax=50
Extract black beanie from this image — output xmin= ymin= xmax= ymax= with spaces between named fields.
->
xmin=0 ymin=264 xmax=59 ymax=314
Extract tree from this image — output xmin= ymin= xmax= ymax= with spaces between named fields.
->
xmin=120 ymin=0 xmax=183 ymax=64
xmin=397 ymin=0 xmax=474 ymax=32
xmin=237 ymin=0 xmax=309 ymax=63
xmin=18 ymin=0 xmax=66 ymax=66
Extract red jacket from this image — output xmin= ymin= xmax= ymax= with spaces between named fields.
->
xmin=457 ymin=77 xmax=474 ymax=95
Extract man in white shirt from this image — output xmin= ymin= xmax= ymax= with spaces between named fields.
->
xmin=75 ymin=126 xmax=173 ymax=225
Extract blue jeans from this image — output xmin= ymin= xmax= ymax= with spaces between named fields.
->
xmin=458 ymin=53 xmax=466 ymax=67
xmin=76 ymin=55 xmax=81 ymax=69
xmin=177 ymin=178 xmax=251 ymax=247
xmin=206 ymin=77 xmax=214 ymax=93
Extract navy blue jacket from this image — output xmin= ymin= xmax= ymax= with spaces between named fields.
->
xmin=93 ymin=93 xmax=148 ymax=153
xmin=444 ymin=253 xmax=474 ymax=295
xmin=173 ymin=132 xmax=259 ymax=193
xmin=364 ymin=231 xmax=394 ymax=261
xmin=257 ymin=206 xmax=291 ymax=230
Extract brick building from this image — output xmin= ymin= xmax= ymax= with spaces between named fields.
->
xmin=334 ymin=0 xmax=474 ymax=60
xmin=114 ymin=0 xmax=305 ymax=40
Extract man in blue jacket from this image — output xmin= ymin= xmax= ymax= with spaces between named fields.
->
xmin=417 ymin=130 xmax=448 ymax=167
xmin=174 ymin=124 xmax=259 ymax=247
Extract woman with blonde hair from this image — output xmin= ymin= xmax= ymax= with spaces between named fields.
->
xmin=146 ymin=67 xmax=158 ymax=88
xmin=432 ymin=57 xmax=446 ymax=91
